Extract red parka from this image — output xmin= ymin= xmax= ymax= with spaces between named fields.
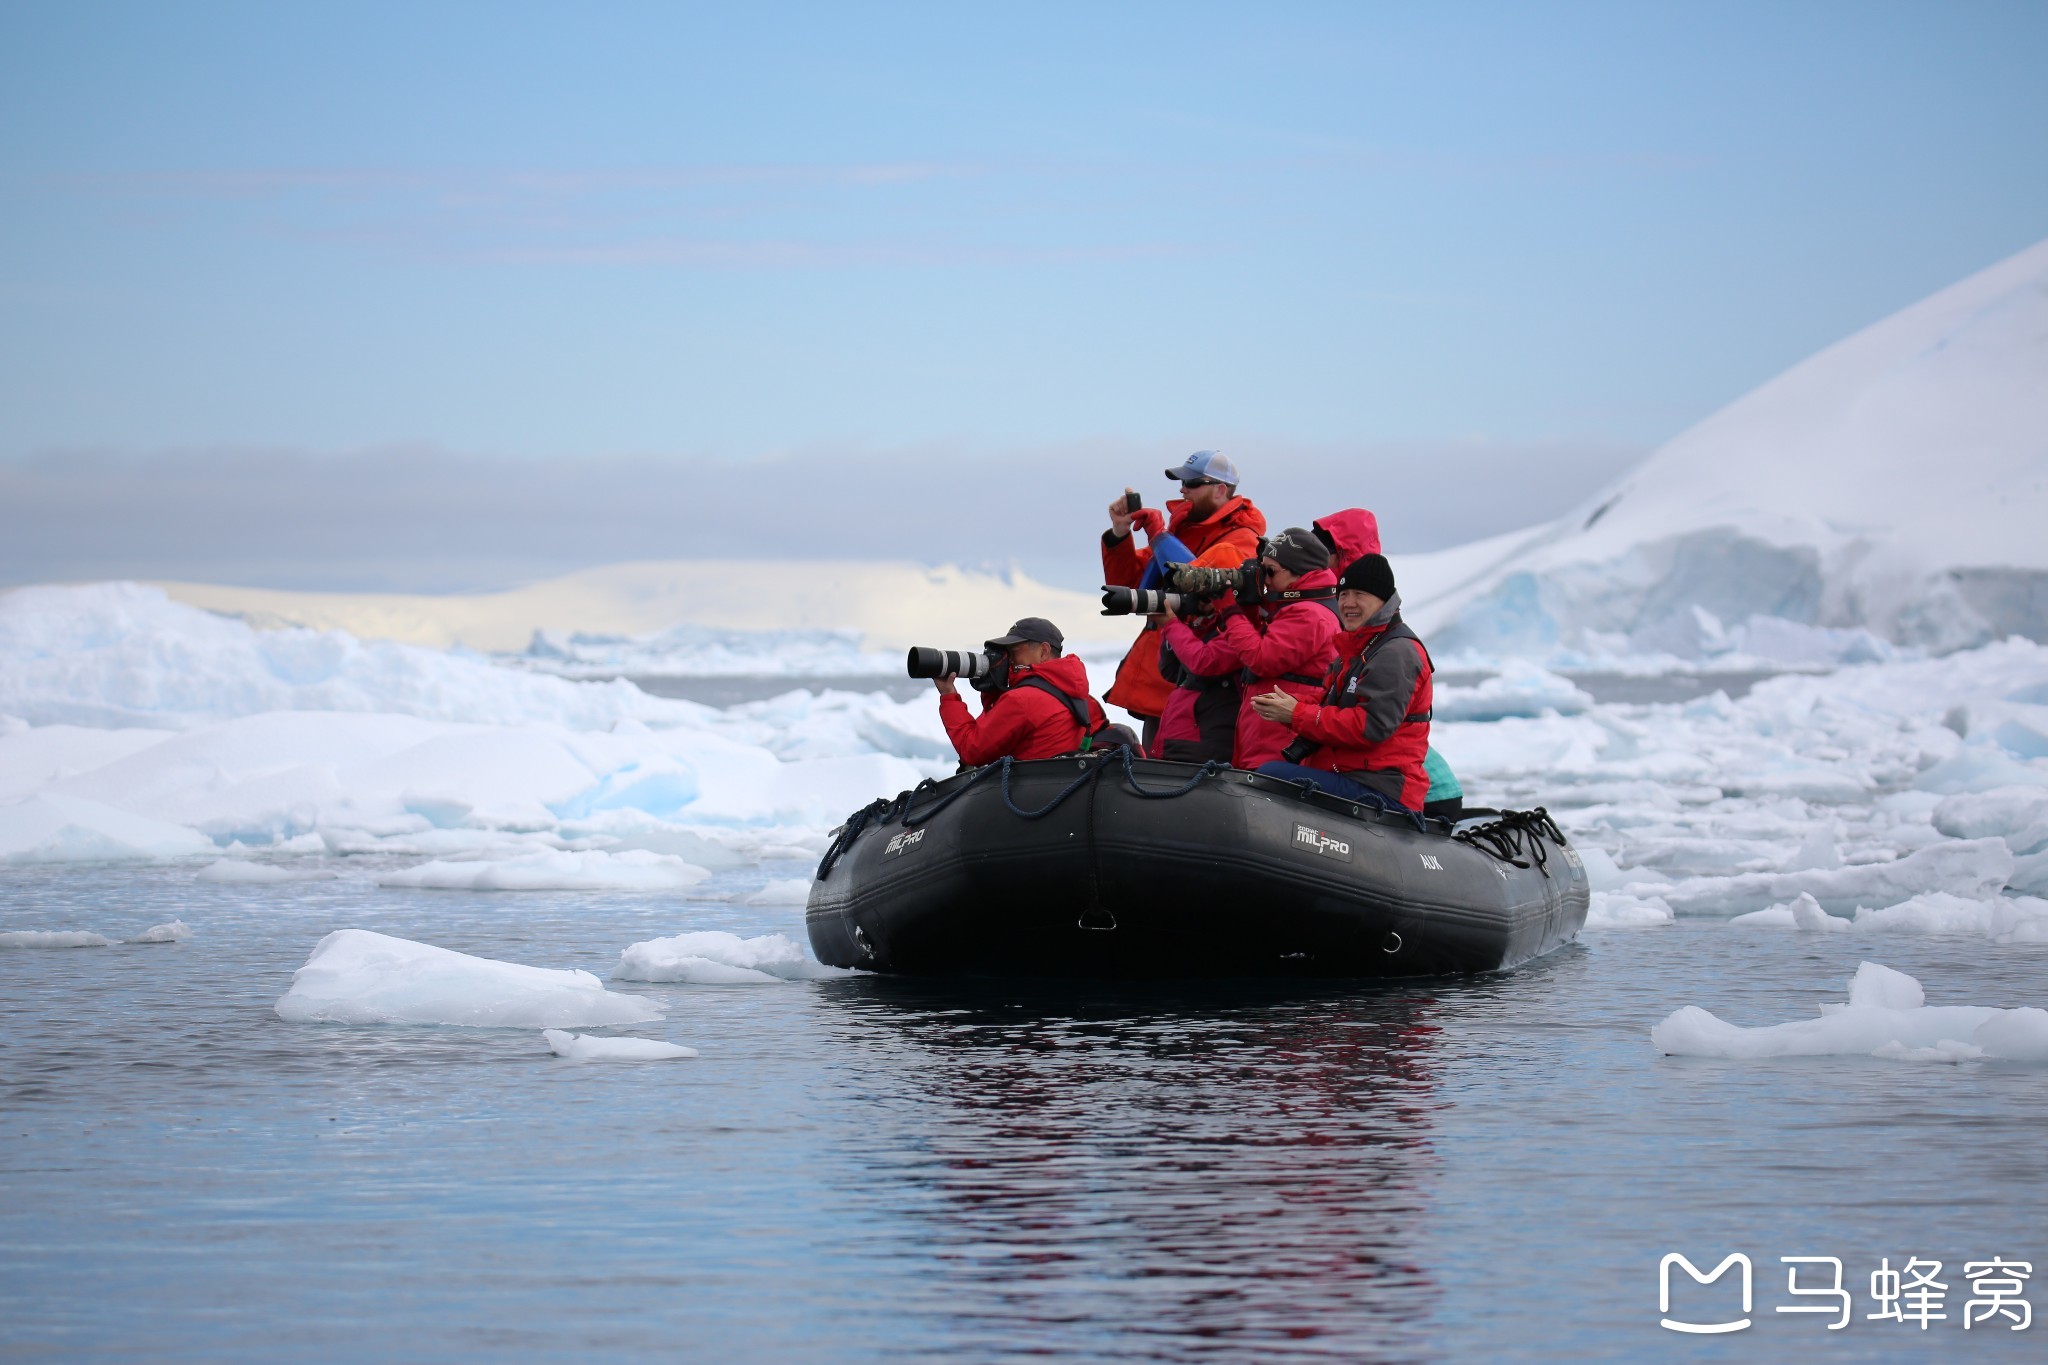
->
xmin=1162 ymin=567 xmax=1341 ymax=769
xmin=1312 ymin=508 xmax=1381 ymax=578
xmin=1154 ymin=610 xmax=1238 ymax=762
xmin=1100 ymin=494 xmax=1265 ymax=719
xmin=938 ymin=654 xmax=1108 ymax=766
xmin=1286 ymin=597 xmax=1433 ymax=810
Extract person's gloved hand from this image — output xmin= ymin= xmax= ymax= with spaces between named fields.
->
xmin=1131 ymin=506 xmax=1165 ymax=540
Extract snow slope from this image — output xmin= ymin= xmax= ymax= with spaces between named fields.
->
xmin=154 ymin=559 xmax=1112 ymax=655
xmin=1402 ymin=238 xmax=2048 ymax=663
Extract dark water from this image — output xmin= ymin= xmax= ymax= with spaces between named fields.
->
xmin=3 ymin=864 xmax=2044 ymax=1362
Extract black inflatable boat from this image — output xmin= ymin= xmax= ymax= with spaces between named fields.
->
xmin=806 ymin=749 xmax=1588 ymax=978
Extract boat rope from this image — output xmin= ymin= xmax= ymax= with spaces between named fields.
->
xmin=1451 ymin=806 xmax=1567 ymax=876
xmin=815 ymin=747 xmax=1231 ymax=878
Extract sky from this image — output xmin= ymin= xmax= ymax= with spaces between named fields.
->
xmin=2 ymin=1 xmax=2044 ymax=590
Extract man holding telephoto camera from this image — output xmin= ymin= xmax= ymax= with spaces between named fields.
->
xmin=932 ymin=618 xmax=1112 ymax=767
xmin=1100 ymin=451 xmax=1266 ymax=751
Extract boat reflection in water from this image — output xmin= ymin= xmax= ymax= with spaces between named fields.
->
xmin=808 ymin=978 xmax=1446 ymax=1360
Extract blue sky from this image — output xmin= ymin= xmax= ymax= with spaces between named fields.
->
xmin=1 ymin=2 xmax=2044 ymax=586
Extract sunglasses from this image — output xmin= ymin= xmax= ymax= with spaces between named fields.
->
xmin=1180 ymin=477 xmax=1223 ymax=489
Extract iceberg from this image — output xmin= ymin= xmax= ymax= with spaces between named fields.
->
xmin=275 ymin=929 xmax=665 ymax=1027
xmin=1652 ymin=962 xmax=2048 ymax=1062
xmin=0 ymin=793 xmax=214 ymax=865
xmin=1404 ymin=239 xmax=2048 ymax=661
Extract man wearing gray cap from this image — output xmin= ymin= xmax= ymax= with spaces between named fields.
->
xmin=1100 ymin=450 xmax=1267 ymax=748
xmin=935 ymin=617 xmax=1113 ymax=766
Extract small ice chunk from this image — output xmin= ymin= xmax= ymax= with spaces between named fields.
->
xmin=1732 ymin=892 xmax=1850 ymax=932
xmin=741 ymin=878 xmax=812 ymax=907
xmin=376 ymin=848 xmax=711 ymax=892
xmin=1651 ymin=962 xmax=2046 ymax=1063
xmin=1781 ymin=828 xmax=1842 ymax=872
xmin=276 ymin=929 xmax=664 ymax=1027
xmin=127 ymin=920 xmax=193 ymax=943
xmin=614 ymin=930 xmax=854 ymax=983
xmin=0 ymin=929 xmax=114 ymax=948
xmin=542 ymin=1028 xmax=697 ymax=1061
xmin=1846 ymin=961 xmax=1924 ymax=1010
xmin=1583 ymin=891 xmax=1674 ymax=929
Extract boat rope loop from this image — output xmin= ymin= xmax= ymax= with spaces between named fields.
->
xmin=815 ymin=748 xmax=1230 ymax=879
xmin=1452 ymin=806 xmax=1567 ymax=876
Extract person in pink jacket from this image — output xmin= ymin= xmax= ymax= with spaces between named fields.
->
xmin=1158 ymin=527 xmax=1341 ymax=769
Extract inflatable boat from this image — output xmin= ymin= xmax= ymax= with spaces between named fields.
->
xmin=806 ymin=749 xmax=1588 ymax=978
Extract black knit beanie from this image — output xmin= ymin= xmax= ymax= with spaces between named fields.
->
xmin=1340 ymin=553 xmax=1396 ymax=599
xmin=1266 ymin=527 xmax=1332 ymax=575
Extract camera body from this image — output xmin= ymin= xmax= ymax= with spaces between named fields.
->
xmin=1169 ymin=557 xmax=1265 ymax=609
xmin=906 ymin=646 xmax=1009 ymax=692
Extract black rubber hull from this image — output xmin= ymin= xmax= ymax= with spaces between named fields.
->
xmin=806 ymin=758 xmax=1588 ymax=979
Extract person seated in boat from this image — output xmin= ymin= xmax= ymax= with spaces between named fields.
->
xmin=935 ymin=617 xmax=1114 ymax=766
xmin=1159 ymin=527 xmax=1341 ymax=770
xmin=1247 ymin=553 xmax=1433 ymax=812
xmin=1153 ymin=581 xmax=1241 ymax=764
xmin=1099 ymin=451 xmax=1267 ymax=753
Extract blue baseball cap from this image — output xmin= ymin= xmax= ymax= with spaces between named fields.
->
xmin=1164 ymin=449 xmax=1240 ymax=486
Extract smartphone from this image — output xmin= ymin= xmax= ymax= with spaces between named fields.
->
xmin=1124 ymin=491 xmax=1143 ymax=515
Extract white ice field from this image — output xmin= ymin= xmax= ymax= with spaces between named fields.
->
xmin=5 ymin=238 xmax=2047 ymax=1060
xmin=5 ymin=577 xmax=2048 ymax=1058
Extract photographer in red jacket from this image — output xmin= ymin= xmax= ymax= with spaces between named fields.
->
xmin=1159 ymin=527 xmax=1341 ymax=770
xmin=936 ymin=617 xmax=1111 ymax=766
xmin=1248 ymin=554 xmax=1432 ymax=811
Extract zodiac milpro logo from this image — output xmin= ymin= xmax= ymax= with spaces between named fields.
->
xmin=1292 ymin=823 xmax=1351 ymax=860
xmin=884 ymin=829 xmax=926 ymax=856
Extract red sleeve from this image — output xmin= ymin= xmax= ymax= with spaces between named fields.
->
xmin=1162 ymin=616 xmax=1244 ymax=675
xmin=939 ymin=690 xmax=1036 ymax=767
xmin=1291 ymin=700 xmax=1367 ymax=747
xmin=1189 ymin=527 xmax=1260 ymax=570
xmin=1218 ymin=605 xmax=1333 ymax=677
xmin=1101 ymin=530 xmax=1150 ymax=588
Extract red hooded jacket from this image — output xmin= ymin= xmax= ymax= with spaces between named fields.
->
xmin=938 ymin=654 xmax=1109 ymax=766
xmin=1312 ymin=509 xmax=1381 ymax=578
xmin=1154 ymin=610 xmax=1238 ymax=761
xmin=1287 ymin=598 xmax=1433 ymax=809
xmin=1100 ymin=494 xmax=1265 ymax=719
xmin=1162 ymin=567 xmax=1341 ymax=769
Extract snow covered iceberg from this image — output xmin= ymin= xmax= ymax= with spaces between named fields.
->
xmin=1405 ymin=238 xmax=2048 ymax=661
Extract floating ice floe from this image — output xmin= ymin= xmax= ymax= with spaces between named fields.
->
xmin=275 ymin=929 xmax=664 ymax=1027
xmin=197 ymin=859 xmax=337 ymax=884
xmin=1582 ymin=891 xmax=1675 ymax=929
xmin=0 ymin=929 xmax=115 ymax=948
xmin=1646 ymin=837 xmax=2014 ymax=917
xmin=742 ymin=878 xmax=812 ymax=907
xmin=614 ymin=930 xmax=853 ymax=984
xmin=541 ymin=1028 xmax=698 ymax=1061
xmin=0 ymin=793 xmax=214 ymax=865
xmin=1730 ymin=890 xmax=2048 ymax=943
xmin=128 ymin=920 xmax=193 ymax=943
xmin=1433 ymin=661 xmax=1594 ymax=722
xmin=375 ymin=848 xmax=711 ymax=892
xmin=1651 ymin=961 xmax=2048 ymax=1063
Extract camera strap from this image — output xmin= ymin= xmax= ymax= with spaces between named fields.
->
xmin=1013 ymin=675 xmax=1105 ymax=750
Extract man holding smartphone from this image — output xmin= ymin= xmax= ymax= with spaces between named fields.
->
xmin=1099 ymin=450 xmax=1266 ymax=752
